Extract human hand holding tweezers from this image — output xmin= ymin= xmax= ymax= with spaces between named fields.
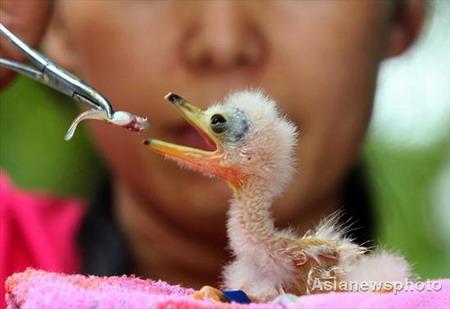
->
xmin=0 ymin=22 xmax=149 ymax=140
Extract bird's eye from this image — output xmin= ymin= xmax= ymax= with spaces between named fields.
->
xmin=210 ymin=114 xmax=227 ymax=134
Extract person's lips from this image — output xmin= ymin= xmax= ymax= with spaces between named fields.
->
xmin=167 ymin=123 xmax=216 ymax=151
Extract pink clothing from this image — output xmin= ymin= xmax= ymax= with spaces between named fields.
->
xmin=0 ymin=172 xmax=85 ymax=306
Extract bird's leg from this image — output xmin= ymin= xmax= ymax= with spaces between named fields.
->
xmin=190 ymin=286 xmax=227 ymax=303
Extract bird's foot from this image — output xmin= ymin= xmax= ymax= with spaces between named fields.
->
xmin=190 ymin=285 xmax=227 ymax=303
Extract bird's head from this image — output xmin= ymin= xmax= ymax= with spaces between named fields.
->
xmin=144 ymin=90 xmax=297 ymax=196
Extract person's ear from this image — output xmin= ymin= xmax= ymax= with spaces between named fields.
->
xmin=384 ymin=0 xmax=427 ymax=58
xmin=42 ymin=6 xmax=80 ymax=73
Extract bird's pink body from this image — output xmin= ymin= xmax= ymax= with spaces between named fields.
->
xmin=146 ymin=91 xmax=412 ymax=302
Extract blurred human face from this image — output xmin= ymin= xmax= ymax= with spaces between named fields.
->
xmin=53 ymin=1 xmax=394 ymax=236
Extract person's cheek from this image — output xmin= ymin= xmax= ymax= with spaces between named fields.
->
xmin=248 ymin=3 xmax=389 ymax=219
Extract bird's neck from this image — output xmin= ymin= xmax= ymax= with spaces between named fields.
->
xmin=227 ymin=178 xmax=283 ymax=256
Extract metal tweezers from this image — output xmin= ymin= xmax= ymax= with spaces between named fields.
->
xmin=0 ymin=22 xmax=113 ymax=118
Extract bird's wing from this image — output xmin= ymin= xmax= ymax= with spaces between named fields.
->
xmin=284 ymin=237 xmax=340 ymax=267
xmin=279 ymin=238 xmax=342 ymax=295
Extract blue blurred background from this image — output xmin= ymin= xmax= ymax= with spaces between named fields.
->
xmin=1 ymin=2 xmax=449 ymax=280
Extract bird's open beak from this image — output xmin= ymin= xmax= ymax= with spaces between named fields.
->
xmin=143 ymin=93 xmax=243 ymax=186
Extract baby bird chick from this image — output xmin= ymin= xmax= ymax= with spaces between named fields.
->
xmin=144 ymin=91 xmax=412 ymax=302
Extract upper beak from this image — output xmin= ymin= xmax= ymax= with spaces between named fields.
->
xmin=164 ymin=93 xmax=222 ymax=151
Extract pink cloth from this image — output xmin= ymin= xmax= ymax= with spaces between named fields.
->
xmin=0 ymin=172 xmax=85 ymax=307
xmin=5 ymin=269 xmax=450 ymax=309
xmin=5 ymin=268 xmax=278 ymax=309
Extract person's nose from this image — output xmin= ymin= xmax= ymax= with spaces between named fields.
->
xmin=181 ymin=1 xmax=266 ymax=74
